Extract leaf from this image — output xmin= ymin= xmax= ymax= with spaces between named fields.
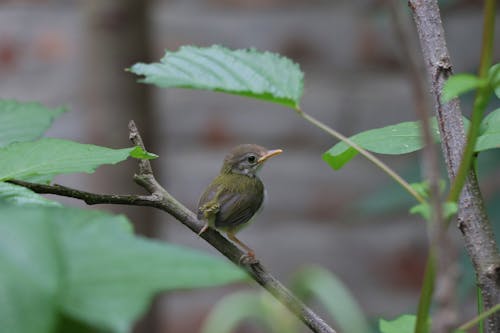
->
xmin=0 ymin=206 xmax=247 ymax=333
xmin=0 ymin=182 xmax=61 ymax=207
xmin=379 ymin=315 xmax=418 ymax=333
xmin=291 ymin=266 xmax=370 ymax=333
xmin=0 ymin=138 xmax=142 ymax=181
xmin=0 ymin=99 xmax=66 ymax=147
xmin=488 ymin=63 xmax=500 ymax=98
xmin=476 ymin=108 xmax=500 ymax=152
xmin=442 ymin=74 xmax=484 ymax=102
xmin=129 ymin=45 xmax=304 ymax=109
xmin=410 ymin=201 xmax=458 ymax=221
xmin=129 ymin=146 xmax=158 ymax=160
xmin=322 ymin=118 xmax=441 ymax=170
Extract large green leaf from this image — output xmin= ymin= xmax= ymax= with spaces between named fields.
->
xmin=129 ymin=45 xmax=304 ymax=109
xmin=379 ymin=315 xmax=418 ymax=333
xmin=0 ymin=138 xmax=153 ymax=181
xmin=476 ymin=108 xmax=500 ymax=152
xmin=0 ymin=182 xmax=61 ymax=207
xmin=0 ymin=206 xmax=247 ymax=333
xmin=291 ymin=266 xmax=370 ymax=333
xmin=0 ymin=99 xmax=66 ymax=147
xmin=323 ymin=118 xmax=442 ymax=170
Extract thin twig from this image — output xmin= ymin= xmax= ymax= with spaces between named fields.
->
xmin=9 ymin=121 xmax=337 ymax=333
xmin=408 ymin=1 xmax=500 ymax=332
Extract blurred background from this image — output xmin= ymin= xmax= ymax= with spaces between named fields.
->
xmin=1 ymin=0 xmax=499 ymax=332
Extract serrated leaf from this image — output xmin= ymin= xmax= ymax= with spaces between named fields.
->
xmin=476 ymin=108 xmax=500 ymax=152
xmin=0 ymin=206 xmax=247 ymax=333
xmin=322 ymin=118 xmax=441 ymax=170
xmin=0 ymin=182 xmax=61 ymax=207
xmin=291 ymin=266 xmax=370 ymax=333
xmin=442 ymin=74 xmax=484 ymax=102
xmin=129 ymin=45 xmax=304 ymax=109
xmin=0 ymin=99 xmax=66 ymax=147
xmin=129 ymin=146 xmax=158 ymax=160
xmin=0 ymin=138 xmax=140 ymax=181
xmin=379 ymin=315 xmax=418 ymax=333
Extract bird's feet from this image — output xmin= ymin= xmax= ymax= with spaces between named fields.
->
xmin=239 ymin=251 xmax=259 ymax=265
xmin=198 ymin=223 xmax=209 ymax=236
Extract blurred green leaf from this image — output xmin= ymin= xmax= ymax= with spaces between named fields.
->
xmin=201 ymin=292 xmax=278 ymax=333
xmin=410 ymin=201 xmax=458 ymax=221
xmin=488 ymin=63 xmax=500 ymax=98
xmin=291 ymin=266 xmax=370 ymax=333
xmin=322 ymin=118 xmax=441 ymax=170
xmin=0 ymin=99 xmax=66 ymax=147
xmin=0 ymin=138 xmax=142 ymax=181
xmin=442 ymin=73 xmax=485 ymax=102
xmin=379 ymin=315 xmax=417 ymax=333
xmin=0 ymin=206 xmax=247 ymax=333
xmin=129 ymin=45 xmax=304 ymax=109
xmin=0 ymin=182 xmax=61 ymax=207
xmin=476 ymin=108 xmax=500 ymax=152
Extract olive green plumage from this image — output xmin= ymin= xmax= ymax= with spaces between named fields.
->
xmin=197 ymin=144 xmax=282 ymax=258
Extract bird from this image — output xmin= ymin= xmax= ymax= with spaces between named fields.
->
xmin=197 ymin=144 xmax=282 ymax=260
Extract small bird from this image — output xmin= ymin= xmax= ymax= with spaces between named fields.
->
xmin=197 ymin=144 xmax=282 ymax=260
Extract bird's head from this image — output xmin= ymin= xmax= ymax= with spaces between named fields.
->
xmin=221 ymin=144 xmax=282 ymax=177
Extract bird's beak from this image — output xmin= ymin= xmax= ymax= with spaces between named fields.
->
xmin=258 ymin=149 xmax=283 ymax=163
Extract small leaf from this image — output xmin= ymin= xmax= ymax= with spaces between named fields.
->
xmin=442 ymin=74 xmax=484 ymax=102
xmin=323 ymin=118 xmax=441 ymax=170
xmin=410 ymin=201 xmax=458 ymax=221
xmin=0 ymin=99 xmax=66 ymax=147
xmin=129 ymin=146 xmax=158 ymax=160
xmin=476 ymin=108 xmax=500 ymax=152
xmin=379 ymin=315 xmax=418 ymax=333
xmin=0 ymin=182 xmax=61 ymax=207
xmin=129 ymin=45 xmax=304 ymax=109
xmin=488 ymin=63 xmax=500 ymax=98
xmin=0 ymin=138 xmax=138 ymax=181
xmin=291 ymin=266 xmax=370 ymax=333
xmin=0 ymin=206 xmax=247 ymax=333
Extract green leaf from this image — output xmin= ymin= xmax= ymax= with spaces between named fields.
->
xmin=322 ymin=118 xmax=441 ymax=170
xmin=379 ymin=315 xmax=417 ymax=333
xmin=488 ymin=63 xmax=500 ymax=98
xmin=442 ymin=74 xmax=484 ymax=102
xmin=410 ymin=201 xmax=458 ymax=221
xmin=291 ymin=266 xmax=370 ymax=333
xmin=129 ymin=146 xmax=158 ymax=160
xmin=0 ymin=182 xmax=61 ymax=207
xmin=0 ymin=206 xmax=247 ymax=333
xmin=0 ymin=99 xmax=66 ymax=147
xmin=129 ymin=45 xmax=304 ymax=109
xmin=476 ymin=108 xmax=500 ymax=152
xmin=0 ymin=138 xmax=141 ymax=181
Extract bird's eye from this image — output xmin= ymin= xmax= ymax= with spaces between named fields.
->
xmin=247 ymin=155 xmax=256 ymax=163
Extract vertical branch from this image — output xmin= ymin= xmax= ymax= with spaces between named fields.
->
xmin=408 ymin=1 xmax=500 ymax=332
xmin=387 ymin=1 xmax=458 ymax=332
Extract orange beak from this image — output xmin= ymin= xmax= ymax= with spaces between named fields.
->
xmin=258 ymin=149 xmax=283 ymax=163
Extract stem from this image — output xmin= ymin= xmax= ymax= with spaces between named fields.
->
xmin=297 ymin=109 xmax=426 ymax=204
xmin=447 ymin=0 xmax=496 ymax=204
xmin=459 ymin=304 xmax=500 ymax=332
xmin=415 ymin=250 xmax=436 ymax=333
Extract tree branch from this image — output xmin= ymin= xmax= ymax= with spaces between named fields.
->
xmin=9 ymin=120 xmax=337 ymax=333
xmin=408 ymin=1 xmax=500 ymax=332
xmin=388 ymin=1 xmax=459 ymax=331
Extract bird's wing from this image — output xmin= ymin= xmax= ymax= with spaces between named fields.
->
xmin=214 ymin=189 xmax=263 ymax=231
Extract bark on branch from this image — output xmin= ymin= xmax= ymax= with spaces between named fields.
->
xmin=9 ymin=121 xmax=336 ymax=333
xmin=408 ymin=1 xmax=500 ymax=331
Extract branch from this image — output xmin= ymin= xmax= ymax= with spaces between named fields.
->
xmin=408 ymin=1 xmax=500 ymax=332
xmin=388 ymin=1 xmax=458 ymax=332
xmin=9 ymin=121 xmax=337 ymax=333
